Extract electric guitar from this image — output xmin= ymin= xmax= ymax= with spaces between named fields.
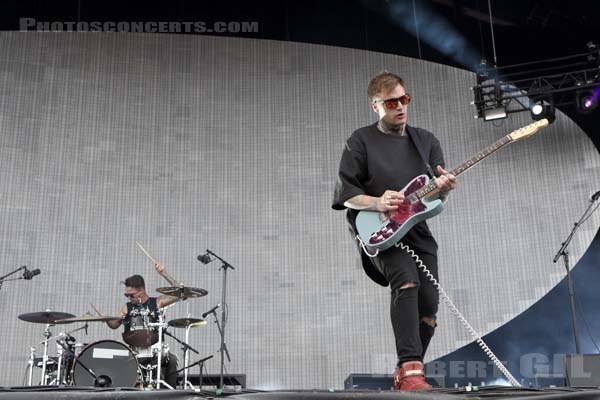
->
xmin=355 ymin=118 xmax=550 ymax=254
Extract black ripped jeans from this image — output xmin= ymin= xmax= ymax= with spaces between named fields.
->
xmin=372 ymin=246 xmax=439 ymax=366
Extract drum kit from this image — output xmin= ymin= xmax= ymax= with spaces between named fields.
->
xmin=18 ymin=285 xmax=212 ymax=390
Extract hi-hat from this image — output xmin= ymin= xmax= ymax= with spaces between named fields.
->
xmin=55 ymin=314 xmax=122 ymax=324
xmin=168 ymin=318 xmax=207 ymax=328
xmin=18 ymin=311 xmax=76 ymax=324
xmin=156 ymin=286 xmax=208 ymax=298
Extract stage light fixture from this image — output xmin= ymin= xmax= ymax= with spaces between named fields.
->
xmin=576 ymin=89 xmax=599 ymax=114
xmin=529 ymin=97 xmax=555 ymax=123
xmin=483 ymin=106 xmax=507 ymax=121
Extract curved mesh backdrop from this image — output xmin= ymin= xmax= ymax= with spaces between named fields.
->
xmin=0 ymin=32 xmax=598 ymax=389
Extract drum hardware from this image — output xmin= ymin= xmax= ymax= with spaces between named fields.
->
xmin=39 ymin=324 xmax=52 ymax=385
xmin=17 ymin=310 xmax=75 ymax=386
xmin=147 ymin=307 xmax=174 ymax=389
xmin=54 ymin=314 xmax=121 ymax=323
xmin=53 ymin=340 xmax=67 ymax=385
xmin=18 ymin=311 xmax=97 ymax=386
xmin=122 ymin=306 xmax=158 ymax=348
xmin=166 ymin=318 xmax=206 ymax=390
xmin=34 ymin=323 xmax=88 ymax=385
xmin=167 ymin=354 xmax=214 ymax=391
xmin=27 ymin=347 xmax=35 ymax=386
xmin=138 ymin=362 xmax=157 ymax=389
xmin=18 ymin=311 xmax=76 ymax=324
xmin=49 ymin=324 xmax=89 ymax=385
xmin=156 ymin=286 xmax=208 ymax=299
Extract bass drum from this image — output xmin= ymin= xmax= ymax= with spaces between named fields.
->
xmin=71 ymin=340 xmax=140 ymax=387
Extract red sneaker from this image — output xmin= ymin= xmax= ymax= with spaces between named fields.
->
xmin=393 ymin=361 xmax=432 ymax=390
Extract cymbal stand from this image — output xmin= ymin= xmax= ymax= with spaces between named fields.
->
xmin=47 ymin=324 xmax=88 ymax=385
xmin=59 ymin=339 xmax=101 ymax=385
xmin=149 ymin=311 xmax=172 ymax=389
xmin=164 ymin=329 xmax=199 ymax=389
xmin=27 ymin=346 xmax=35 ymax=386
xmin=53 ymin=341 xmax=64 ymax=385
xmin=39 ymin=324 xmax=52 ymax=385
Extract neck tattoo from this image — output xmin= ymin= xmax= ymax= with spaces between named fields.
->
xmin=378 ymin=119 xmax=406 ymax=136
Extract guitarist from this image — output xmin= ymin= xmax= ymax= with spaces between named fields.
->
xmin=332 ymin=71 xmax=456 ymax=391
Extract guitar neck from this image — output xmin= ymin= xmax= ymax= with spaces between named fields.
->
xmin=450 ymin=135 xmax=513 ymax=177
xmin=410 ymin=135 xmax=513 ymax=200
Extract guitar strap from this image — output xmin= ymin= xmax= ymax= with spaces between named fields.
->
xmin=405 ymin=126 xmax=437 ymax=178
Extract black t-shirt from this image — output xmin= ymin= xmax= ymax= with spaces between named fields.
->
xmin=332 ymin=123 xmax=445 ymax=284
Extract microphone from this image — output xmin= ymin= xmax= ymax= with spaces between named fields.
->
xmin=84 ymin=323 xmax=88 ymax=336
xmin=197 ymin=253 xmax=212 ymax=264
xmin=591 ymin=191 xmax=600 ymax=201
xmin=202 ymin=304 xmax=220 ymax=318
xmin=23 ymin=268 xmax=40 ymax=280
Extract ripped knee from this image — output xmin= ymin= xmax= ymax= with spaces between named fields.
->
xmin=391 ymin=283 xmax=418 ymax=306
xmin=400 ymin=281 xmax=418 ymax=289
xmin=421 ymin=316 xmax=437 ymax=328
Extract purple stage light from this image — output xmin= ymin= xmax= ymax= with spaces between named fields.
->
xmin=584 ymin=98 xmax=593 ymax=108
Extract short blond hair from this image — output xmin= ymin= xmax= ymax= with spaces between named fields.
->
xmin=367 ymin=71 xmax=405 ymax=100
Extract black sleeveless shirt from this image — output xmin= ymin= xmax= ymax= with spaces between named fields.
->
xmin=123 ymin=297 xmax=159 ymax=334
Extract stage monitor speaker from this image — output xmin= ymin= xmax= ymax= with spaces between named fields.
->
xmin=344 ymin=374 xmax=394 ymax=390
xmin=564 ymin=354 xmax=600 ymax=387
xmin=176 ymin=373 xmax=246 ymax=389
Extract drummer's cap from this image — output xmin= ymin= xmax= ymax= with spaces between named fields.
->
xmin=124 ymin=275 xmax=145 ymax=289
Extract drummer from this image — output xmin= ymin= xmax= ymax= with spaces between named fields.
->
xmin=104 ymin=262 xmax=180 ymax=388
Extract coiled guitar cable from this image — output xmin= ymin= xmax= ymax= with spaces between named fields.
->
xmin=357 ymin=236 xmax=521 ymax=387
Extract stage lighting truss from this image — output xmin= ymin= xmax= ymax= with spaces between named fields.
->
xmin=472 ymin=42 xmax=600 ymax=122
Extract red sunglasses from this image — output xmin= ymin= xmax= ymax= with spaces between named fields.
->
xmin=378 ymin=94 xmax=411 ymax=109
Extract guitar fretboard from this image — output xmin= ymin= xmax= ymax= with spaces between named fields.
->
xmin=406 ymin=135 xmax=513 ymax=202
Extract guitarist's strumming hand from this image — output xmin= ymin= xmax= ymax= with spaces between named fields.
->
xmin=377 ymin=190 xmax=405 ymax=213
xmin=433 ymin=165 xmax=456 ymax=197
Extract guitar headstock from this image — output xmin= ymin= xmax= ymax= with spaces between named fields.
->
xmin=508 ymin=118 xmax=549 ymax=141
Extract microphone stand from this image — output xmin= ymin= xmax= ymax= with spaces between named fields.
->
xmin=0 ymin=266 xmax=27 ymax=291
xmin=552 ymin=194 xmax=600 ymax=354
xmin=167 ymin=355 xmax=214 ymax=390
xmin=204 ymin=250 xmax=234 ymax=389
xmin=164 ymin=329 xmax=200 ymax=390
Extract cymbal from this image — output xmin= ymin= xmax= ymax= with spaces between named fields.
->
xmin=156 ymin=286 xmax=208 ymax=298
xmin=168 ymin=318 xmax=207 ymax=328
xmin=18 ymin=311 xmax=76 ymax=324
xmin=55 ymin=314 xmax=122 ymax=323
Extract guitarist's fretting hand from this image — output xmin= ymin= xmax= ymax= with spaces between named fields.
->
xmin=433 ymin=165 xmax=457 ymax=195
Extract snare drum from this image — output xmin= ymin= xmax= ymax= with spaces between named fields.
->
xmin=70 ymin=340 xmax=139 ymax=387
xmin=122 ymin=313 xmax=158 ymax=347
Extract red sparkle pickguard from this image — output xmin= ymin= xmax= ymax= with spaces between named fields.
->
xmin=368 ymin=176 xmax=428 ymax=245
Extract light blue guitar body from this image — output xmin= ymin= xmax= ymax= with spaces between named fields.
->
xmin=355 ymin=174 xmax=444 ymax=253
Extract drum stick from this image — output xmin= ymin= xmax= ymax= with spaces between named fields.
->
xmin=135 ymin=241 xmax=157 ymax=263
xmin=136 ymin=241 xmax=181 ymax=288
xmin=90 ymin=303 xmax=102 ymax=316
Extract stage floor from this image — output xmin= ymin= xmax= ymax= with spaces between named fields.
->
xmin=1 ymin=386 xmax=600 ymax=400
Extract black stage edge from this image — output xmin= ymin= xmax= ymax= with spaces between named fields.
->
xmin=2 ymin=386 xmax=600 ymax=399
